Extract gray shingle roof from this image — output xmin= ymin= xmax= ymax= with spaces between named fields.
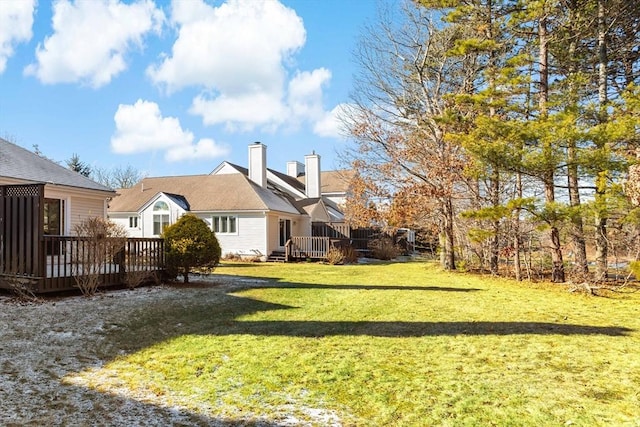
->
xmin=0 ymin=138 xmax=113 ymax=193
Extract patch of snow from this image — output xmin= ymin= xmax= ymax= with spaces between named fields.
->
xmin=0 ymin=278 xmax=344 ymax=426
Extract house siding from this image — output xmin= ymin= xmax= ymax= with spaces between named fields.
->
xmin=116 ymin=206 xmax=270 ymax=258
xmin=203 ymin=213 xmax=267 ymax=257
xmin=110 ymin=213 xmax=143 ymax=238
xmin=0 ymin=178 xmax=112 ymax=235
xmin=42 ymin=187 xmax=107 ymax=234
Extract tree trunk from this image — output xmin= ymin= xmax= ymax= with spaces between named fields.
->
xmin=490 ymin=170 xmax=500 ymax=275
xmin=594 ymin=0 xmax=608 ymax=281
xmin=442 ymin=198 xmax=456 ymax=270
xmin=566 ymin=0 xmax=589 ymax=277
xmin=514 ymin=172 xmax=523 ymax=281
xmin=539 ymin=14 xmax=565 ymax=283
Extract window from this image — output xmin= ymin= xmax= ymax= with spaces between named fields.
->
xmin=153 ymin=201 xmax=170 ymax=235
xmin=129 ymin=216 xmax=138 ymax=228
xmin=212 ymin=215 xmax=237 ymax=234
xmin=43 ymin=198 xmax=64 ymax=235
xmin=153 ymin=201 xmax=169 ymax=211
xmin=153 ymin=214 xmax=170 ymax=235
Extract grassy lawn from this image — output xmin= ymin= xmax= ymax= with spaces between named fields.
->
xmin=66 ymin=261 xmax=640 ymax=425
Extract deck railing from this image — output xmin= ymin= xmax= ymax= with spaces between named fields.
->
xmin=286 ymin=236 xmax=331 ymax=260
xmin=0 ymin=236 xmax=165 ymax=293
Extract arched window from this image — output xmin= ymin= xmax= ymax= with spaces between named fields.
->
xmin=153 ymin=201 xmax=170 ymax=235
xmin=153 ymin=201 xmax=169 ymax=211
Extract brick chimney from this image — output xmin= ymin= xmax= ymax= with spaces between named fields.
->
xmin=248 ymin=142 xmax=267 ymax=188
xmin=304 ymin=151 xmax=321 ymax=198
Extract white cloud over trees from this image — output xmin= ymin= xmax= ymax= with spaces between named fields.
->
xmin=110 ymin=99 xmax=229 ymax=162
xmin=0 ymin=0 xmax=35 ymax=74
xmin=24 ymin=0 xmax=164 ymax=87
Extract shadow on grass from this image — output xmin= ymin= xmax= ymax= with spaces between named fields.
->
xmin=114 ymin=289 xmax=633 ymax=356
xmin=209 ymin=274 xmax=482 ymax=292
xmin=271 ymin=283 xmax=481 ymax=292
xmin=70 ymin=280 xmax=633 ymax=424
xmin=221 ymin=320 xmax=633 ymax=337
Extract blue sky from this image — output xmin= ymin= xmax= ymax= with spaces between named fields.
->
xmin=0 ymin=0 xmax=378 ymax=179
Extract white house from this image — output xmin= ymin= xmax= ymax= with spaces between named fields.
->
xmin=108 ymin=142 xmax=346 ymax=260
xmin=0 ymin=137 xmax=115 ymax=235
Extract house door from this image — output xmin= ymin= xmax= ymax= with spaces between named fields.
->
xmin=279 ymin=219 xmax=291 ymax=247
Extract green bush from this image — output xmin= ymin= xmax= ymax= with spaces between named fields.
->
xmin=163 ymin=215 xmax=221 ymax=283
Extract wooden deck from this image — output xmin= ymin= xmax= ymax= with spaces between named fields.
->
xmin=1 ymin=184 xmax=165 ymax=293
xmin=1 ymin=236 xmax=165 ymax=293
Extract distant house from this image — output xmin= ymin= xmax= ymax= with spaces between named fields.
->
xmin=296 ymin=169 xmax=354 ymax=208
xmin=0 ymin=137 xmax=114 ymax=235
xmin=108 ymin=142 xmax=345 ymax=260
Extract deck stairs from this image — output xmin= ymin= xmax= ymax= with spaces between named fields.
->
xmin=266 ymin=250 xmax=287 ymax=263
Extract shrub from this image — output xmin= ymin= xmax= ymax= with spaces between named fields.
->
xmin=342 ymin=245 xmax=359 ymax=264
xmin=0 ymin=273 xmax=39 ymax=302
xmin=222 ymin=252 xmax=242 ymax=262
xmin=369 ymin=236 xmax=400 ymax=260
xmin=326 ymin=247 xmax=345 ymax=265
xmin=163 ymin=215 xmax=221 ymax=283
xmin=326 ymin=245 xmax=359 ymax=265
xmin=123 ymin=269 xmax=159 ymax=289
xmin=72 ymin=217 xmax=127 ymax=296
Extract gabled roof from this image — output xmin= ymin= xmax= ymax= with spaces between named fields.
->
xmin=0 ymin=137 xmax=113 ymax=193
xmin=108 ymin=173 xmax=301 ymax=215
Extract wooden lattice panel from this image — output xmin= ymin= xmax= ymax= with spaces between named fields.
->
xmin=3 ymin=184 xmax=43 ymax=198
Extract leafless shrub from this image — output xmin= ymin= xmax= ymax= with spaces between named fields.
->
xmin=0 ymin=274 xmax=40 ymax=302
xmin=123 ymin=269 xmax=159 ymax=289
xmin=342 ymin=245 xmax=359 ymax=264
xmin=222 ymin=253 xmax=242 ymax=261
xmin=72 ymin=217 xmax=127 ymax=296
xmin=326 ymin=247 xmax=346 ymax=265
xmin=369 ymin=236 xmax=400 ymax=260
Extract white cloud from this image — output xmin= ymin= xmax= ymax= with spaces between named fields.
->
xmin=0 ymin=0 xmax=35 ymax=74
xmin=148 ymin=0 xmax=305 ymax=94
xmin=148 ymin=0 xmax=338 ymax=133
xmin=313 ymin=103 xmax=353 ymax=139
xmin=190 ymin=92 xmax=287 ymax=132
xmin=24 ymin=0 xmax=164 ymax=88
xmin=288 ymin=68 xmax=331 ymax=122
xmin=111 ymin=99 xmax=229 ymax=162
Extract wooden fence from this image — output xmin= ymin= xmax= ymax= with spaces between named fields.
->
xmin=0 ymin=184 xmax=44 ymax=278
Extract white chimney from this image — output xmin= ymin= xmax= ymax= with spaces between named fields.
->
xmin=304 ymin=151 xmax=321 ymax=198
xmin=286 ymin=161 xmax=304 ymax=178
xmin=248 ymin=142 xmax=267 ymax=188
